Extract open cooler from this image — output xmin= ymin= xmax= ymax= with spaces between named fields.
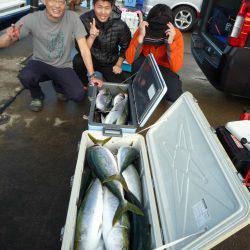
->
xmin=62 ymin=92 xmax=250 ymax=250
xmin=88 ymin=54 xmax=167 ymax=136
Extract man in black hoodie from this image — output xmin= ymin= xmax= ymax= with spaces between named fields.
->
xmin=73 ymin=0 xmax=131 ymax=85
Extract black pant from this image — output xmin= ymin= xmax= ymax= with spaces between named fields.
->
xmin=133 ymin=55 xmax=183 ymax=102
xmin=73 ymin=53 xmax=126 ymax=85
xmin=18 ymin=60 xmax=85 ymax=102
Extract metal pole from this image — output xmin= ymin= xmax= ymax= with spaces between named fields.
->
xmin=30 ymin=0 xmax=39 ymax=13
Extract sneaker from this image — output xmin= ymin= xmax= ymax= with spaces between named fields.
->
xmin=56 ymin=92 xmax=68 ymax=101
xmin=29 ymin=98 xmax=43 ymax=112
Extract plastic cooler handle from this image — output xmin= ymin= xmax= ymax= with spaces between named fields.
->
xmin=103 ymin=127 xmax=122 ymax=137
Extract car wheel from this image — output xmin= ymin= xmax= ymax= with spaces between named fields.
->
xmin=173 ymin=6 xmax=197 ymax=32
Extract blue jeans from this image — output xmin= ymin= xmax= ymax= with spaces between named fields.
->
xmin=18 ymin=60 xmax=85 ymax=102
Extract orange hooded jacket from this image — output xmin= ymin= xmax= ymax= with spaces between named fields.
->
xmin=125 ymin=27 xmax=184 ymax=73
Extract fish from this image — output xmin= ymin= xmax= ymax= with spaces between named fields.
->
xmin=116 ymin=98 xmax=129 ymax=125
xmin=96 ymin=236 xmax=105 ymax=250
xmin=103 ymin=187 xmax=130 ymax=250
xmin=77 ymin=167 xmax=93 ymax=206
xmin=96 ymin=88 xmax=112 ymax=113
xmin=122 ymin=164 xmax=142 ymax=204
xmin=87 ymin=134 xmax=143 ymax=225
xmin=75 ymin=179 xmax=103 ymax=250
xmin=117 ymin=146 xmax=139 ymax=173
xmin=129 ymin=212 xmax=151 ymax=250
xmin=104 ymin=93 xmax=128 ymax=125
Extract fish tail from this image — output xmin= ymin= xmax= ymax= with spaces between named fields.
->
xmin=103 ymin=174 xmax=129 ymax=192
xmin=113 ymin=201 xmax=144 ymax=226
xmin=126 ymin=190 xmax=144 ymax=210
xmin=87 ymin=133 xmax=111 ymax=146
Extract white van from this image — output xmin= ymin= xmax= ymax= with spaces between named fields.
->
xmin=142 ymin=0 xmax=202 ymax=31
xmin=0 ymin=0 xmax=44 ymax=23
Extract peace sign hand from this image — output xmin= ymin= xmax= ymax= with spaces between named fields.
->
xmin=89 ymin=18 xmax=100 ymax=38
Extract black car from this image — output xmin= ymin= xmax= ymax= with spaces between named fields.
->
xmin=191 ymin=0 xmax=250 ymax=98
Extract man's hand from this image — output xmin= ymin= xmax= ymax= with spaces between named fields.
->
xmin=165 ymin=22 xmax=176 ymax=44
xmin=6 ymin=23 xmax=23 ymax=42
xmin=89 ymin=18 xmax=99 ymax=39
xmin=138 ymin=12 xmax=148 ymax=44
xmin=112 ymin=64 xmax=122 ymax=74
xmin=90 ymin=76 xmax=103 ymax=88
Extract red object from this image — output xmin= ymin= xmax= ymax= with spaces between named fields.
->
xmin=240 ymin=109 xmax=250 ymax=120
xmin=229 ymin=0 xmax=250 ymax=47
xmin=243 ymin=167 xmax=250 ymax=187
xmin=196 ymin=11 xmax=201 ymax=19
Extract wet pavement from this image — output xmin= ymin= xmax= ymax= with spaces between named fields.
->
xmin=0 ymin=29 xmax=250 ymax=250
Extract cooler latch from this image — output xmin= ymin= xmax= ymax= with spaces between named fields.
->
xmin=103 ymin=127 xmax=122 ymax=137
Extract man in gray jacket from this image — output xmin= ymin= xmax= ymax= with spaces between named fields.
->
xmin=0 ymin=0 xmax=102 ymax=111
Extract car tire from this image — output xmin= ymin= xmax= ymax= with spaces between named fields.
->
xmin=173 ymin=6 xmax=197 ymax=32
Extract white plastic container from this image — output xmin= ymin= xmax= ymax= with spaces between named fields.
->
xmin=62 ymin=92 xmax=250 ymax=250
xmin=121 ymin=10 xmax=139 ymax=35
xmin=226 ymin=120 xmax=250 ymax=150
xmin=88 ymin=54 xmax=167 ymax=136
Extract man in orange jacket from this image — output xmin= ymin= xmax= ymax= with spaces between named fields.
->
xmin=126 ymin=4 xmax=184 ymax=102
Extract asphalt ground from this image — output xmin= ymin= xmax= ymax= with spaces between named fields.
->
xmin=0 ymin=15 xmax=250 ymax=250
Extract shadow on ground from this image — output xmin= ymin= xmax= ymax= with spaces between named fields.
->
xmin=0 ymin=83 xmax=89 ymax=249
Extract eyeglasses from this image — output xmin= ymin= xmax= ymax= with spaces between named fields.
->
xmin=48 ymin=0 xmax=66 ymax=6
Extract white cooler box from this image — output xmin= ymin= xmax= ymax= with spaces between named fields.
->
xmin=88 ymin=54 xmax=167 ymax=136
xmin=62 ymin=92 xmax=250 ymax=250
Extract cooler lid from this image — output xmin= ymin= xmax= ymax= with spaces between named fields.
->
xmin=132 ymin=54 xmax=167 ymax=127
xmin=146 ymin=92 xmax=250 ymax=249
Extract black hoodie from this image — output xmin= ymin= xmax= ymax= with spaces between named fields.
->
xmin=78 ymin=6 xmax=131 ymax=66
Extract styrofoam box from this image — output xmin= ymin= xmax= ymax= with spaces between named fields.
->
xmin=62 ymin=92 xmax=250 ymax=250
xmin=121 ymin=11 xmax=139 ymax=35
xmin=226 ymin=120 xmax=250 ymax=150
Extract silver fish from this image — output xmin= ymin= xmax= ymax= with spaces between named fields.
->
xmin=117 ymin=146 xmax=139 ymax=173
xmin=116 ymin=98 xmax=128 ymax=125
xmin=96 ymin=236 xmax=105 ymax=250
xmin=87 ymin=134 xmax=143 ymax=225
xmin=104 ymin=93 xmax=128 ymax=124
xmin=96 ymin=88 xmax=112 ymax=113
xmin=75 ymin=179 xmax=103 ymax=250
xmin=122 ymin=164 xmax=142 ymax=203
xmin=103 ymin=187 xmax=130 ymax=250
